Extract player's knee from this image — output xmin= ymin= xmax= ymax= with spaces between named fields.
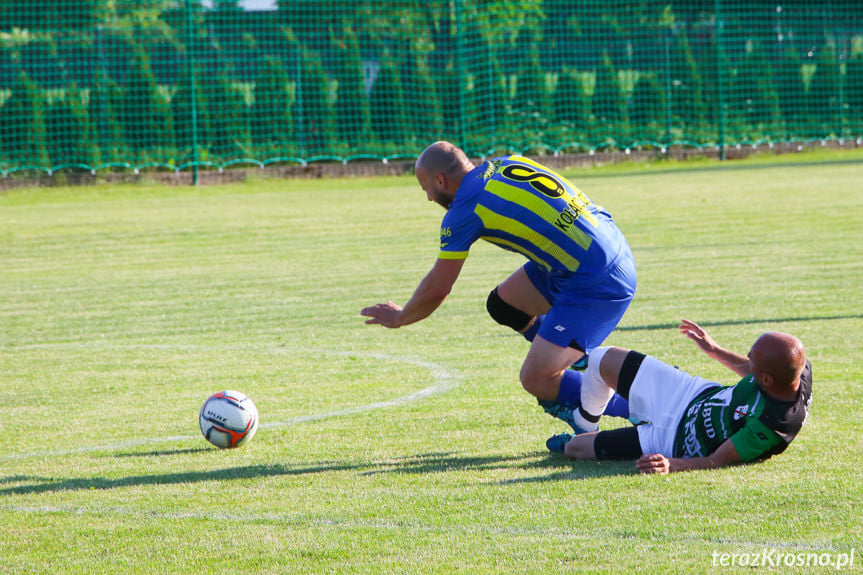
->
xmin=486 ymin=287 xmax=532 ymax=332
xmin=519 ymin=362 xmax=554 ymax=399
xmin=518 ymin=366 xmax=534 ymax=393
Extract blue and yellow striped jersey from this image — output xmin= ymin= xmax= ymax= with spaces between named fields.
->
xmin=439 ymin=155 xmax=628 ymax=277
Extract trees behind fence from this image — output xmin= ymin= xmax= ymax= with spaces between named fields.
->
xmin=0 ymin=0 xmax=861 ymax=175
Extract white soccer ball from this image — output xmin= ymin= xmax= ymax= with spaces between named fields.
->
xmin=199 ymin=390 xmax=259 ymax=449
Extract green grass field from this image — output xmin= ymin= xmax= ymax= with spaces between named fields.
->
xmin=1 ymin=152 xmax=861 ymax=573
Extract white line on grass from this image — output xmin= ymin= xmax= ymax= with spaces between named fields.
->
xmin=0 ymin=346 xmax=462 ymax=460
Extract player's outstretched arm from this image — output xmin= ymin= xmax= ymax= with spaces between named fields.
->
xmin=361 ymin=258 xmax=465 ymax=329
xmin=679 ymin=319 xmax=750 ymax=377
xmin=636 ymin=439 xmax=741 ymax=474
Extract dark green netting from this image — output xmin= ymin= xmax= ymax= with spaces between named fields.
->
xmin=0 ymin=0 xmax=861 ymax=175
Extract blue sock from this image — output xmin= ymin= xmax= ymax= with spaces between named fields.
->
xmin=554 ymin=369 xmax=631 ymax=418
xmin=604 ymin=394 xmax=630 ymax=418
xmin=555 ymin=369 xmax=582 ymax=406
xmin=521 ymin=314 xmax=544 ymax=342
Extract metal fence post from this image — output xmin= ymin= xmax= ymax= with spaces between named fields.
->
xmin=95 ymin=24 xmax=107 ymax=156
xmin=664 ymin=32 xmax=672 ymax=147
xmin=715 ymin=0 xmax=726 ymax=160
xmin=454 ymin=0 xmax=466 ymax=151
xmin=184 ymin=0 xmax=199 ymax=185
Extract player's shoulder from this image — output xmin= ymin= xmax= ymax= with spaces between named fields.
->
xmin=492 ymin=154 xmax=555 ymax=174
xmin=447 ymin=162 xmax=495 ymax=216
xmin=458 ymin=162 xmax=495 ymax=193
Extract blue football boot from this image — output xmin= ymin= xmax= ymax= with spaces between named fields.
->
xmin=546 ymin=432 xmax=573 ymax=453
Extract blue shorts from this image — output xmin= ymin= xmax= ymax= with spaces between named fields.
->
xmin=523 ymin=250 xmax=636 ymax=352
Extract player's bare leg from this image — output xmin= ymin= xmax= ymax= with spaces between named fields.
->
xmin=520 ymin=335 xmax=585 ymax=401
xmin=564 ymin=431 xmax=600 ymax=459
xmin=490 ymin=268 xmax=631 ymax=431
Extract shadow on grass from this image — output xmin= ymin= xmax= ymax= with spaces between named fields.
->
xmin=0 ymin=462 xmax=367 ymax=496
xmin=110 ymin=447 xmax=212 ymax=458
xmin=0 ymin=475 xmax=53 ymax=485
xmin=359 ymin=451 xmax=636 ymax=480
xmin=499 ymin=454 xmax=638 ymax=483
xmin=0 ymin=452 xmax=631 ymax=495
xmin=618 ymin=313 xmax=863 ymax=333
xmin=474 ymin=314 xmax=862 ymax=341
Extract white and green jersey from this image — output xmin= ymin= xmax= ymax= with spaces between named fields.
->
xmin=673 ymin=361 xmax=812 ymax=461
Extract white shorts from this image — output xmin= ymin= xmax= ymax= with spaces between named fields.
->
xmin=628 ymin=356 xmax=720 ymax=457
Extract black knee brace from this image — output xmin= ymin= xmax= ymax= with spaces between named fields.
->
xmin=486 ymin=287 xmax=533 ymax=332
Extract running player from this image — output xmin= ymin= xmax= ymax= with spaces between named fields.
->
xmin=361 ymin=141 xmax=636 ymax=431
xmin=548 ymin=320 xmax=812 ymax=474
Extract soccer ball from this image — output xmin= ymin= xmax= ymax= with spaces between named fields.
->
xmin=199 ymin=390 xmax=259 ymax=449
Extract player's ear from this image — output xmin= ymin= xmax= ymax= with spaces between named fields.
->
xmin=435 ymin=173 xmax=446 ymax=189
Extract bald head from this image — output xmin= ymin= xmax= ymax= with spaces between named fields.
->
xmin=415 ymin=141 xmax=474 ymax=181
xmin=749 ymin=331 xmax=806 ymax=392
xmin=415 ymin=141 xmax=475 ymax=209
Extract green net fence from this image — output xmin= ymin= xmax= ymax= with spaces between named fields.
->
xmin=1 ymin=0 xmax=862 ymax=176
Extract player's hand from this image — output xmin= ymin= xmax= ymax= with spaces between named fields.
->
xmin=678 ymin=319 xmax=718 ymax=354
xmin=636 ymin=453 xmax=671 ymax=474
xmin=361 ymin=301 xmax=404 ymax=328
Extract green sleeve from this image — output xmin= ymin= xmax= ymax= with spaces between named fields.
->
xmin=729 ymin=418 xmax=785 ymax=462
